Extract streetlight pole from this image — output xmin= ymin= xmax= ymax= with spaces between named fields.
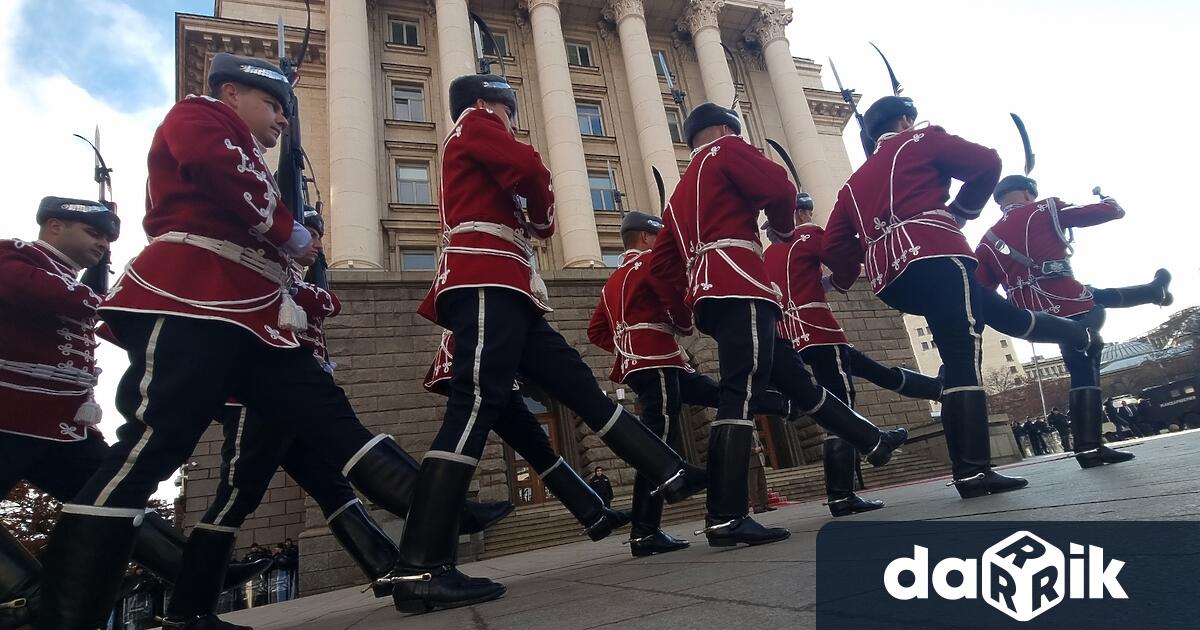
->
xmin=1029 ymin=342 xmax=1048 ymax=418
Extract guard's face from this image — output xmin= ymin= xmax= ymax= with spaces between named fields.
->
xmin=49 ymin=219 xmax=110 ymax=268
xmin=296 ymin=225 xmax=322 ymax=267
xmin=231 ymin=85 xmax=288 ymax=148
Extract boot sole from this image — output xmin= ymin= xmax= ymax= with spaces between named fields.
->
xmin=707 ymin=531 xmax=791 ymax=547
xmin=829 ymin=503 xmax=885 ymax=518
xmin=394 ymin=587 xmax=506 ymax=614
xmin=956 ymin=481 xmax=1029 ymax=499
xmin=1076 ymin=454 xmax=1136 ymax=469
xmin=631 ymin=543 xmax=689 ymax=557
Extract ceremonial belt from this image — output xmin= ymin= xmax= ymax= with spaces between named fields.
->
xmin=688 ymin=238 xmax=776 ymax=296
xmin=0 ymin=358 xmax=97 ymax=391
xmin=781 ymin=301 xmax=844 ymax=334
xmin=126 ymin=232 xmax=306 ymax=331
xmin=864 ymin=209 xmax=960 ymax=284
xmin=613 ymin=321 xmax=681 ymax=366
xmin=443 ymin=221 xmax=549 ymax=303
xmin=983 ymin=230 xmax=1074 ymax=279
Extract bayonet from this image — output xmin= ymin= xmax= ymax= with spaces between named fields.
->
xmin=658 ymin=51 xmax=687 ymax=116
xmin=829 ymin=57 xmax=873 ymax=157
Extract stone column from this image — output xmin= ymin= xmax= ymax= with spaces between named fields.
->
xmin=679 ymin=0 xmax=734 ymax=107
xmin=746 ymin=6 xmax=837 ymax=223
xmin=435 ymin=0 xmax=477 ymax=127
xmin=607 ymin=0 xmax=680 ymax=206
xmin=526 ymin=0 xmax=603 ymax=268
xmin=327 ymin=0 xmax=383 ymax=269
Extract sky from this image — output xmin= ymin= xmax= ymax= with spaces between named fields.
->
xmin=0 ymin=0 xmax=1195 ymax=498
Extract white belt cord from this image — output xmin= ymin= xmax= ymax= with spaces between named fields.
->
xmin=442 ymin=221 xmax=548 ymax=302
xmin=687 ymin=238 xmax=775 ymax=296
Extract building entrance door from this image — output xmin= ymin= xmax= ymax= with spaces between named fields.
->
xmin=506 ymin=396 xmax=560 ymax=506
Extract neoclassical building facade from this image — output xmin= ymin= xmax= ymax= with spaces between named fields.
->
xmin=174 ymin=0 xmax=948 ymax=594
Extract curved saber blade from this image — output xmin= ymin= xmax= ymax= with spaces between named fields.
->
xmin=869 ymin=42 xmax=903 ymax=96
xmin=652 ymin=167 xmax=667 ymax=212
xmin=766 ymin=139 xmax=801 ymax=190
xmin=73 ymin=131 xmax=113 ymax=203
xmin=1010 ymin=113 xmax=1035 ymax=175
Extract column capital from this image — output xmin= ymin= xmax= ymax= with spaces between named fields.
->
xmin=744 ymin=4 xmax=792 ymax=48
xmin=678 ymin=0 xmax=725 ymax=35
xmin=604 ymin=0 xmax=645 ymax=23
xmin=522 ymin=0 xmax=559 ymax=12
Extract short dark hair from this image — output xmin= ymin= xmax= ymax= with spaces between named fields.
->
xmin=621 ymin=230 xmax=643 ymax=248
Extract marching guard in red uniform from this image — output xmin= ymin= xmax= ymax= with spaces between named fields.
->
xmin=587 ymin=211 xmax=725 ymax=557
xmin=0 ymin=198 xmax=272 ymax=629
xmin=976 ymin=175 xmax=1168 ymax=468
xmin=649 ymin=104 xmax=907 ymax=548
xmin=390 ymin=74 xmax=703 ymax=614
xmin=33 ymin=54 xmax=471 ymax=629
xmin=821 ymin=96 xmax=1100 ymax=499
xmin=763 ymin=193 xmax=942 ymax=517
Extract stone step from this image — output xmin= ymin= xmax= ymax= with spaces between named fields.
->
xmin=479 ymin=452 xmax=949 ymax=559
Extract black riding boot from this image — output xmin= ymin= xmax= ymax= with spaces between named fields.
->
xmin=1071 ymin=388 xmax=1136 ymax=469
xmin=327 ymin=500 xmax=400 ymax=598
xmin=892 ymin=367 xmax=943 ymax=401
xmin=699 ymin=422 xmax=789 ymax=548
xmin=824 ymin=437 xmax=884 ymax=517
xmin=0 ymin=528 xmax=38 ymax=630
xmin=345 ymin=435 xmax=514 ymax=535
xmin=941 ymin=391 xmax=1028 ymax=499
xmin=597 ymin=409 xmax=705 ymax=504
xmin=389 ymin=458 xmax=505 ymax=614
xmin=540 ymin=459 xmax=630 ymax=541
xmin=1025 ymin=310 xmax=1101 ymax=357
xmin=162 ymin=527 xmax=250 ymax=630
xmin=1090 ymin=268 xmax=1172 ymax=308
xmin=132 ymin=511 xmax=271 ymax=590
xmin=627 ymin=473 xmax=689 ymax=557
xmin=803 ymin=394 xmax=908 ymax=467
xmin=35 ymin=510 xmax=141 ymax=630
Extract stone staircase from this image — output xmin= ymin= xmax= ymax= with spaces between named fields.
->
xmin=478 ymin=451 xmax=949 ymax=559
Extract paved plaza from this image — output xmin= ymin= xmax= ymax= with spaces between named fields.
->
xmin=218 ymin=430 xmax=1200 ymax=630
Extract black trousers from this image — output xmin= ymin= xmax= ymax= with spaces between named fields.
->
xmin=201 ymin=405 xmax=359 ymax=528
xmin=432 ymin=288 xmax=626 ymax=464
xmin=73 ymin=313 xmax=375 ymax=510
xmin=800 ymin=346 xmax=855 ymax=408
xmin=878 ymin=257 xmax=1030 ymax=392
xmin=0 ymin=433 xmax=108 ymax=501
xmin=695 ymin=299 xmax=777 ymax=421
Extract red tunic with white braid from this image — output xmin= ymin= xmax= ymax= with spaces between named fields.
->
xmin=763 ymin=224 xmax=849 ymax=351
xmin=648 ymin=135 xmax=796 ymax=319
xmin=0 ymin=240 xmax=103 ymax=442
xmin=418 ymin=107 xmax=556 ymax=325
xmin=100 ymin=95 xmax=299 ymax=347
xmin=822 ymin=125 xmax=1002 ymax=294
xmin=289 ymin=268 xmax=342 ymax=373
xmin=588 ymin=249 xmax=691 ymax=384
xmin=975 ymin=197 xmax=1124 ymax=318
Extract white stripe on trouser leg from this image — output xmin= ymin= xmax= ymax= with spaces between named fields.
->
xmin=833 ymin=348 xmax=852 ymax=406
xmin=951 ymin=259 xmax=983 ymax=387
xmin=538 ymin=458 xmax=565 ymax=479
xmin=212 ymin=407 xmax=249 ymax=526
xmin=596 ymin=406 xmax=622 ymax=437
xmin=96 ymin=316 xmax=165 ymax=506
xmin=61 ymin=504 xmax=145 ymax=519
xmin=194 ymin=522 xmax=238 ymax=534
xmin=742 ymin=302 xmax=760 ymax=419
xmin=455 ymin=289 xmax=487 ymax=455
xmin=326 ymin=499 xmax=361 ymax=523
xmin=341 ymin=433 xmax=391 ymax=478
xmin=658 ymin=370 xmax=670 ymax=442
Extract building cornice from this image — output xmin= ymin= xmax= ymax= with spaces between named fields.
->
xmin=177 ymin=13 xmax=325 ymax=100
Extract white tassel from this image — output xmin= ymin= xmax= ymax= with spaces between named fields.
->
xmin=278 ymin=291 xmax=308 ymax=332
xmin=74 ymin=398 xmax=103 ymax=426
xmin=529 ymin=268 xmax=550 ymax=304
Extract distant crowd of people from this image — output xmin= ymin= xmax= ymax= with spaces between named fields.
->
xmin=1011 ymin=396 xmax=1168 ymax=458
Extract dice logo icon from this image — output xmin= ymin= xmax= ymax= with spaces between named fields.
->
xmin=982 ymin=531 xmax=1065 ymax=621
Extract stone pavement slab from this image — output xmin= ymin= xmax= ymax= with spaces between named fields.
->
xmin=218 ymin=430 xmax=1200 ymax=630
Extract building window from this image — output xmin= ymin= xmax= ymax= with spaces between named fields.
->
xmin=1000 ymin=339 xmax=1009 ymax=348
xmin=483 ymin=32 xmax=510 ymax=57
xmin=1010 ymin=366 xmax=1018 ymax=374
xmin=577 ymin=103 xmax=604 ymax=136
xmin=395 ymin=164 xmax=432 ymax=204
xmin=401 ymin=249 xmax=436 ymax=271
xmin=920 ymin=342 xmax=930 ymax=351
xmin=389 ymin=19 xmax=420 ymax=46
xmin=391 ymin=84 xmax=426 ymax=122
xmin=666 ymin=108 xmax=684 ymax=144
xmin=916 ymin=327 xmax=925 ymax=336
xmin=1005 ymin=354 xmax=1014 ymax=362
xmin=566 ymin=42 xmax=593 ymax=67
xmin=589 ymin=171 xmax=618 ymax=212
xmin=602 ymin=251 xmax=623 ymax=267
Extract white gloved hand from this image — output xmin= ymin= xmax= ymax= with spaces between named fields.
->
xmin=283 ymin=221 xmax=314 ymax=258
